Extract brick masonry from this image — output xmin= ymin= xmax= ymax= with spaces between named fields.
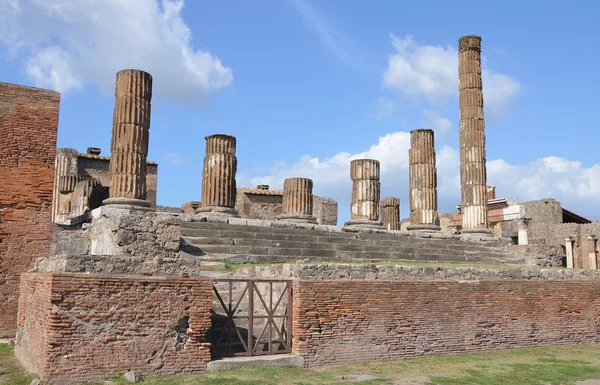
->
xmin=292 ymin=279 xmax=600 ymax=367
xmin=15 ymin=273 xmax=213 ymax=384
xmin=0 ymin=82 xmax=59 ymax=337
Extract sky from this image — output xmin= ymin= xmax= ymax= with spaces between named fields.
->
xmin=1 ymin=0 xmax=600 ymax=225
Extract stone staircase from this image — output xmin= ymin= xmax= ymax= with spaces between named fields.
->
xmin=180 ymin=221 xmax=526 ymax=265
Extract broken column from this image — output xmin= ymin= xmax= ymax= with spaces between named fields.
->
xmin=407 ymin=129 xmax=440 ymax=232
xmin=565 ymin=237 xmax=575 ymax=269
xmin=588 ymin=235 xmax=598 ymax=270
xmin=278 ymin=177 xmax=316 ymax=223
xmin=103 ymin=69 xmax=153 ymax=209
xmin=344 ymin=159 xmax=383 ymax=228
xmin=197 ymin=134 xmax=238 ymax=216
xmin=381 ymin=197 xmax=401 ymax=230
xmin=517 ymin=218 xmax=530 ymax=245
xmin=459 ymin=35 xmax=490 ymax=234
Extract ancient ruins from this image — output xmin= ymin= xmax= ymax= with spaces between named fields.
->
xmin=2 ymin=36 xmax=600 ymax=384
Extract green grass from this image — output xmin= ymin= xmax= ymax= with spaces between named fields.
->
xmin=4 ymin=344 xmax=600 ymax=384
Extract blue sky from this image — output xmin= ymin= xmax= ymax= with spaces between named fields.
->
xmin=2 ymin=0 xmax=600 ymax=224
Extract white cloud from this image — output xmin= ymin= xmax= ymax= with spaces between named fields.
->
xmin=370 ymin=98 xmax=397 ymax=120
xmin=420 ymin=109 xmax=452 ymax=135
xmin=249 ymin=132 xmax=600 ymax=223
xmin=0 ymin=0 xmax=233 ymax=103
xmin=383 ymin=34 xmax=522 ymax=119
xmin=165 ymin=152 xmax=187 ymax=166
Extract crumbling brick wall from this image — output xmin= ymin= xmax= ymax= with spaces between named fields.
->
xmin=15 ymin=273 xmax=213 ymax=384
xmin=292 ymin=279 xmax=600 ymax=367
xmin=0 ymin=82 xmax=59 ymax=337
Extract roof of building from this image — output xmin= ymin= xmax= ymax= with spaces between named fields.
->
xmin=238 ymin=187 xmax=283 ymax=196
xmin=562 ymin=207 xmax=592 ymax=224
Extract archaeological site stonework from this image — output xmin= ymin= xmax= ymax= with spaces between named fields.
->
xmin=0 ymin=82 xmax=59 ymax=338
xmin=5 ymin=34 xmax=600 ymax=383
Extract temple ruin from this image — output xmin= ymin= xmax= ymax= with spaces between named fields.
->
xmin=3 ymin=35 xmax=600 ymax=384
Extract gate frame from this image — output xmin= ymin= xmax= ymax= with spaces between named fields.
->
xmin=211 ymin=279 xmax=293 ymax=357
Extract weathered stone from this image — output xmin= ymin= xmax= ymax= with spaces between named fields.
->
xmin=407 ymin=129 xmax=440 ymax=232
xmin=459 ymin=35 xmax=490 ymax=234
xmin=380 ymin=196 xmax=400 ymax=230
xmin=104 ymin=69 xmax=153 ymax=208
xmin=124 ymin=371 xmax=142 ymax=383
xmin=197 ymin=134 xmax=238 ymax=216
xmin=345 ymin=159 xmax=383 ymax=228
xmin=278 ymin=177 xmax=316 ymax=223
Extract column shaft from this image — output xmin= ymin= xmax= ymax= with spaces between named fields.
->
xmin=198 ymin=134 xmax=238 ymax=216
xmin=459 ymin=35 xmax=490 ymax=233
xmin=408 ymin=129 xmax=440 ymax=231
xmin=344 ymin=159 xmax=382 ymax=228
xmin=105 ymin=69 xmax=152 ymax=208
xmin=565 ymin=237 xmax=575 ymax=269
xmin=588 ymin=236 xmax=598 ymax=270
xmin=278 ymin=178 xmax=316 ymax=223
xmin=381 ymin=196 xmax=400 ymax=230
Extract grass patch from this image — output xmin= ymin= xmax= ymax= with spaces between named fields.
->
xmin=4 ymin=344 xmax=600 ymax=384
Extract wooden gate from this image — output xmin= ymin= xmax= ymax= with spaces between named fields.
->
xmin=210 ymin=279 xmax=292 ymax=358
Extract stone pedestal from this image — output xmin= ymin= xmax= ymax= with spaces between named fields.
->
xmin=104 ymin=69 xmax=153 ymax=209
xmin=344 ymin=159 xmax=383 ymax=228
xmin=278 ymin=178 xmax=316 ymax=223
xmin=458 ymin=35 xmax=490 ymax=234
xmin=588 ymin=235 xmax=598 ymax=270
xmin=565 ymin=237 xmax=575 ymax=269
xmin=381 ymin=197 xmax=401 ymax=230
xmin=407 ymin=129 xmax=440 ymax=232
xmin=197 ymin=134 xmax=238 ymax=217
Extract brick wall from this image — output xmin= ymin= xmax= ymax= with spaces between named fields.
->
xmin=0 ymin=82 xmax=59 ymax=337
xmin=15 ymin=273 xmax=213 ymax=384
xmin=292 ymin=280 xmax=600 ymax=367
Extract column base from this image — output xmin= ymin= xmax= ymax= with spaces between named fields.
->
xmin=343 ymin=219 xmax=384 ymax=229
xmin=461 ymin=227 xmax=492 ymax=235
xmin=102 ymin=197 xmax=152 ymax=210
xmin=407 ymin=224 xmax=441 ymax=232
xmin=196 ymin=206 xmax=239 ymax=217
xmin=277 ymin=213 xmax=317 ymax=224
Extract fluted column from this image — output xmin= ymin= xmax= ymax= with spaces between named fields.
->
xmin=197 ymin=134 xmax=238 ymax=216
xmin=52 ymin=148 xmax=79 ymax=222
xmin=459 ymin=35 xmax=490 ymax=234
xmin=344 ymin=159 xmax=383 ymax=228
xmin=407 ymin=129 xmax=440 ymax=232
xmin=104 ymin=69 xmax=152 ymax=208
xmin=381 ymin=197 xmax=400 ymax=230
xmin=278 ymin=177 xmax=316 ymax=223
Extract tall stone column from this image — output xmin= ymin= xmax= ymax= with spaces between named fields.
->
xmin=278 ymin=177 xmax=316 ymax=223
xmin=407 ymin=129 xmax=440 ymax=232
xmin=344 ymin=159 xmax=383 ymax=228
xmin=565 ymin=237 xmax=575 ymax=269
xmin=381 ymin=197 xmax=401 ymax=230
xmin=197 ymin=134 xmax=238 ymax=216
xmin=459 ymin=35 xmax=490 ymax=234
xmin=104 ymin=69 xmax=152 ymax=208
xmin=588 ymin=235 xmax=598 ymax=270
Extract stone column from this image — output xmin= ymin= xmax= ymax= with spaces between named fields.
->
xmin=516 ymin=218 xmax=530 ymax=245
xmin=197 ymin=134 xmax=238 ymax=216
xmin=104 ymin=69 xmax=152 ymax=209
xmin=588 ymin=235 xmax=598 ymax=270
xmin=407 ymin=129 xmax=440 ymax=232
xmin=459 ymin=35 xmax=490 ymax=234
xmin=344 ymin=159 xmax=383 ymax=228
xmin=53 ymin=148 xmax=80 ymax=222
xmin=278 ymin=177 xmax=316 ymax=223
xmin=565 ymin=237 xmax=575 ymax=269
xmin=381 ymin=197 xmax=401 ymax=230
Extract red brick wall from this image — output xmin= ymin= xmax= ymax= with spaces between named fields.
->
xmin=292 ymin=280 xmax=600 ymax=367
xmin=15 ymin=273 xmax=213 ymax=384
xmin=0 ymin=82 xmax=59 ymax=337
